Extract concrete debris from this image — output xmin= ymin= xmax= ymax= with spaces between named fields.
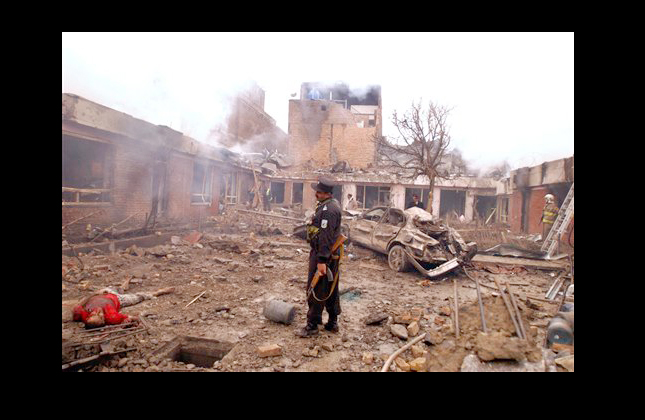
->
xmin=390 ymin=324 xmax=409 ymax=340
xmin=62 ymin=209 xmax=571 ymax=372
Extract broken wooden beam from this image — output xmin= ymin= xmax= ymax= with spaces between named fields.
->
xmin=62 ymin=209 xmax=105 ymax=231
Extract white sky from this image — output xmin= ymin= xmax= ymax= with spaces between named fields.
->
xmin=62 ymin=32 xmax=574 ymax=172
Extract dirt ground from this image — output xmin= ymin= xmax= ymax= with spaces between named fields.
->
xmin=62 ymin=210 xmax=573 ymax=372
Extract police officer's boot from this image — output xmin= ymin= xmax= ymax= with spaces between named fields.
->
xmin=296 ymin=322 xmax=319 ymax=338
xmin=324 ymin=316 xmax=339 ymax=333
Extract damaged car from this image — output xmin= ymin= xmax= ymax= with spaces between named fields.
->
xmin=348 ymin=206 xmax=477 ymax=278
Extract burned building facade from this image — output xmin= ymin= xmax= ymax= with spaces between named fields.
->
xmin=507 ymin=156 xmax=574 ymax=238
xmin=62 ymin=93 xmax=257 ymax=234
xmin=287 ymin=82 xmax=382 ymax=170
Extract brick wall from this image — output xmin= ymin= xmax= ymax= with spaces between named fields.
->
xmin=62 ymin=138 xmax=155 ymax=228
xmin=288 ymin=100 xmax=378 ymax=169
xmin=222 ymin=97 xmax=288 ymax=153
xmin=509 ymin=187 xmax=549 ymax=234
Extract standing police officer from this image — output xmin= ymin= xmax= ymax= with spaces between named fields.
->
xmin=296 ymin=178 xmax=343 ymax=337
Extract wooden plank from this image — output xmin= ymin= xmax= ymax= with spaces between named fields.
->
xmin=62 ymin=187 xmax=112 ymax=193
xmin=471 ymin=254 xmax=567 ymax=270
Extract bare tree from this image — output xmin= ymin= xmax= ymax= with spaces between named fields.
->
xmin=373 ymin=100 xmax=453 ymax=214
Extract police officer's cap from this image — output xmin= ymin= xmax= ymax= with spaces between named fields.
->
xmin=311 ymin=178 xmax=335 ymax=194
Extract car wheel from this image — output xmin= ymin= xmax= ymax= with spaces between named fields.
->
xmin=388 ymin=245 xmax=412 ymax=272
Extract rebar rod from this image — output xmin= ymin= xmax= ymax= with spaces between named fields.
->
xmin=453 ymin=279 xmax=460 ymax=339
xmin=463 ymin=267 xmax=487 ymax=333
xmin=493 ymin=277 xmax=523 ymax=339
xmin=505 ymin=281 xmax=527 ymax=340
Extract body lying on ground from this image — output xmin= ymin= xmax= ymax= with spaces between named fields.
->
xmin=72 ymin=286 xmax=174 ymax=328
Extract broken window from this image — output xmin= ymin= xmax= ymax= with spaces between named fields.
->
xmin=225 ymin=172 xmax=238 ymax=204
xmin=383 ymin=208 xmax=406 ymax=227
xmin=292 ymin=182 xmax=303 ymax=204
xmin=362 ymin=207 xmax=386 ymax=222
xmin=191 ymin=163 xmax=212 ymax=204
xmin=475 ymin=195 xmax=497 ymax=223
xmin=62 ymin=135 xmax=113 ymax=205
xmin=498 ymin=197 xmax=509 ymax=224
xmin=270 ymin=181 xmax=285 ymax=204
xmin=356 ymin=185 xmax=390 ymax=209
xmin=405 ymin=188 xmax=431 ymax=209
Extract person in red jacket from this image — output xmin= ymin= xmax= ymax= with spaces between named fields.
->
xmin=73 ymin=286 xmax=174 ymax=328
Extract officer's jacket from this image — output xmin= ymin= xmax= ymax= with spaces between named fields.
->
xmin=308 ymin=197 xmax=341 ymax=264
xmin=542 ymin=204 xmax=559 ymax=224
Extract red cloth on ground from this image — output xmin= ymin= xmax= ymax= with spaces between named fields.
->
xmin=72 ymin=293 xmax=129 ymax=325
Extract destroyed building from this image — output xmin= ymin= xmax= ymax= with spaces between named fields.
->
xmin=288 ymin=82 xmax=382 ymax=169
xmin=62 ymin=93 xmax=261 ymax=236
xmin=63 ymin=81 xmax=573 ymax=244
xmin=217 ymin=82 xmax=289 ymax=154
xmin=506 ymin=156 xmax=574 ymax=237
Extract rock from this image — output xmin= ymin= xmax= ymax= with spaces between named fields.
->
xmin=424 ymin=329 xmax=444 ymax=345
xmin=257 ymin=344 xmax=282 ymax=358
xmin=322 ymin=343 xmax=333 ymax=352
xmin=407 ymin=321 xmax=420 ymax=337
xmin=362 ymin=352 xmax=374 ymax=365
xmin=393 ymin=314 xmax=414 ymax=325
xmin=170 ymin=236 xmax=182 ymax=245
xmin=438 ymin=306 xmax=452 ymax=316
xmin=411 ymin=345 xmax=425 ymax=358
xmin=555 ymin=355 xmax=574 ymax=372
xmin=118 ymin=358 xmax=129 ymax=368
xmin=365 ymin=312 xmax=389 ymax=325
xmin=395 ymin=357 xmax=410 ymax=372
xmin=461 ymin=353 xmax=547 ymax=372
xmin=390 ymin=324 xmax=408 ymax=340
xmin=460 ymin=354 xmax=484 ymax=372
xmin=475 ymin=332 xmax=528 ymax=362
xmin=409 ymin=357 xmax=427 ymax=372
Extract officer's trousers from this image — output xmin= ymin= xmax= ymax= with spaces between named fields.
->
xmin=306 ymin=248 xmax=341 ymax=326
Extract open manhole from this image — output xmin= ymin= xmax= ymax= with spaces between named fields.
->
xmin=150 ymin=335 xmax=235 ymax=368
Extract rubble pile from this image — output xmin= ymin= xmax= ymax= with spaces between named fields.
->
xmin=62 ymin=217 xmax=572 ymax=372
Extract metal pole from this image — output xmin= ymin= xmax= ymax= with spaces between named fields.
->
xmin=453 ymin=279 xmax=460 ymax=339
xmin=505 ymin=281 xmax=527 ymax=340
xmin=493 ymin=278 xmax=523 ymax=339
xmin=463 ymin=267 xmax=487 ymax=333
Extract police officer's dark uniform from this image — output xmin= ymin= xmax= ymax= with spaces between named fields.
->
xmin=296 ymin=179 xmax=343 ymax=337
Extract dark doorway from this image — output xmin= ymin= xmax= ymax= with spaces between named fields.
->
xmin=270 ymin=181 xmax=285 ymax=204
xmin=292 ymin=182 xmax=303 ymax=204
xmin=475 ymin=195 xmax=497 ymax=224
xmin=547 ymin=182 xmax=573 ymax=208
xmin=332 ymin=184 xmax=343 ymax=203
xmin=521 ymin=189 xmax=530 ymax=233
xmin=405 ymin=188 xmax=431 ymax=209
xmin=439 ymin=190 xmax=466 ymax=218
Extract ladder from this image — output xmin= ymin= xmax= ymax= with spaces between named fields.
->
xmin=541 ymin=183 xmax=574 ymax=257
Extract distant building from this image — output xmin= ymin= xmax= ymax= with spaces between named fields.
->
xmin=288 ymin=82 xmax=382 ymax=170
